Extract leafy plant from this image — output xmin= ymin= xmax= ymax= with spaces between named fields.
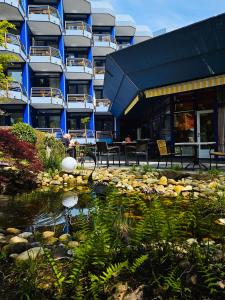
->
xmin=37 ymin=134 xmax=65 ymax=171
xmin=11 ymin=122 xmax=37 ymax=144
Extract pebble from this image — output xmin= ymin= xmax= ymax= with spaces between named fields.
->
xmin=18 ymin=232 xmax=33 ymax=239
xmin=6 ymin=228 xmax=21 ymax=235
xmin=42 ymin=231 xmax=55 ymax=239
xmin=9 ymin=236 xmax=28 ymax=244
xmin=16 ymin=247 xmax=44 ymax=262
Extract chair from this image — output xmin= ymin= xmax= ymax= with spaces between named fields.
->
xmin=96 ymin=142 xmax=120 ymax=167
xmin=209 ymin=144 xmax=225 ymax=169
xmin=156 ymin=140 xmax=183 ymax=168
xmin=125 ymin=141 xmax=149 ymax=165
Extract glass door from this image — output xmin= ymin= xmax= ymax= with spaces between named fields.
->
xmin=197 ymin=110 xmax=214 ymax=158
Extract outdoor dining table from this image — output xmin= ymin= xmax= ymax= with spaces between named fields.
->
xmin=112 ymin=141 xmax=137 ymax=165
xmin=174 ymin=142 xmax=216 ymax=170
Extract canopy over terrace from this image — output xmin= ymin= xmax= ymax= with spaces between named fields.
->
xmin=103 ymin=13 xmax=225 ymax=118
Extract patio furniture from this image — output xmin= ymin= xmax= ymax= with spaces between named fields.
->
xmin=157 ymin=140 xmax=183 ymax=168
xmin=209 ymin=144 xmax=225 ymax=169
xmin=96 ymin=141 xmax=120 ymax=167
xmin=125 ymin=141 xmax=149 ymax=165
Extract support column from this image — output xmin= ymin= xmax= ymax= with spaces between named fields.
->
xmin=60 ymin=108 xmax=67 ymax=133
xmin=60 ymin=73 xmax=67 ymax=133
xmin=115 ymin=117 xmax=120 ymax=140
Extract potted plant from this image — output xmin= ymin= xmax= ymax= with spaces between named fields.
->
xmin=81 ymin=116 xmax=90 ymax=144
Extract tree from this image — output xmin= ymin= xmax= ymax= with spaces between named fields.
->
xmin=81 ymin=117 xmax=90 ymax=144
xmin=0 ymin=20 xmax=17 ymax=93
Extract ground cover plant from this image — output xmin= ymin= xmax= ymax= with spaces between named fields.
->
xmin=1 ymin=187 xmax=225 ymax=299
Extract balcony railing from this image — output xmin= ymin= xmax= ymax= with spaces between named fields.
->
xmin=117 ymin=43 xmax=131 ymax=50
xmin=28 ymin=5 xmax=60 ymax=19
xmin=3 ymin=33 xmax=26 ymax=53
xmin=68 ymin=130 xmax=95 ymax=139
xmin=93 ymin=34 xmax=116 ymax=44
xmin=65 ymin=21 xmax=92 ymax=33
xmin=31 ymin=87 xmax=63 ymax=99
xmin=6 ymin=81 xmax=26 ymax=94
xmin=96 ymin=131 xmax=113 ymax=139
xmin=67 ymin=94 xmax=93 ymax=103
xmin=66 ymin=58 xmax=92 ymax=69
xmin=29 ymin=46 xmax=61 ymax=59
xmin=94 ymin=66 xmax=105 ymax=75
xmin=95 ymin=99 xmax=111 ymax=107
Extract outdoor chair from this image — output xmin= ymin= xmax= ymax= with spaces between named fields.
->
xmin=156 ymin=140 xmax=183 ymax=168
xmin=125 ymin=141 xmax=149 ymax=165
xmin=96 ymin=141 xmax=120 ymax=167
xmin=209 ymin=144 xmax=225 ymax=169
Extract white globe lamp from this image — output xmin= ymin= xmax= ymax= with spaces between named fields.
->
xmin=62 ymin=193 xmax=79 ymax=208
xmin=61 ymin=157 xmax=77 ymax=173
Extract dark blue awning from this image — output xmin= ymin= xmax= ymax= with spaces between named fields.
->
xmin=104 ymin=13 xmax=225 ymax=117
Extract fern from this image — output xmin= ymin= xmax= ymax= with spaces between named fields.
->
xmin=90 ymin=261 xmax=128 ymax=299
xmin=130 ymin=254 xmax=149 ymax=273
xmin=163 ymin=268 xmax=182 ymax=294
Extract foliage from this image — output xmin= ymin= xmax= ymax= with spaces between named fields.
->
xmin=0 ymin=20 xmax=17 ymax=91
xmin=11 ymin=122 xmax=37 ymax=145
xmin=1 ymin=189 xmax=225 ymax=298
xmin=37 ymin=134 xmax=66 ymax=171
xmin=0 ymin=129 xmax=43 ymax=175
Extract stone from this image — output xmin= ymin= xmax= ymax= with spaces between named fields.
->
xmin=186 ymin=238 xmax=198 ymax=246
xmin=9 ymin=253 xmax=18 ymax=260
xmin=67 ymin=241 xmax=80 ymax=248
xmin=42 ymin=231 xmax=55 ymax=239
xmin=16 ymin=247 xmax=44 ymax=262
xmin=215 ymin=218 xmax=225 ymax=225
xmin=44 ymin=237 xmax=58 ymax=245
xmin=158 ymin=176 xmax=168 ymax=186
xmin=6 ymin=228 xmax=21 ymax=235
xmin=2 ymin=243 xmax=31 ymax=255
xmin=59 ymin=234 xmax=71 ymax=243
xmin=9 ymin=236 xmax=28 ymax=244
xmin=174 ymin=185 xmax=185 ymax=194
xmin=18 ymin=232 xmax=33 ymax=239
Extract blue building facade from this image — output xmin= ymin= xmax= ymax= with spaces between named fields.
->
xmin=0 ymin=0 xmax=152 ymax=140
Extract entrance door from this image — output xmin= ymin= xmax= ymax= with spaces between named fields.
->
xmin=197 ymin=110 xmax=214 ymax=158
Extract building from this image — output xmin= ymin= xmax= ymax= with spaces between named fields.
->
xmin=104 ymin=13 xmax=225 ymax=158
xmin=0 ymin=0 xmax=152 ymax=141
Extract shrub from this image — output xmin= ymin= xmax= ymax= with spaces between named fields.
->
xmin=37 ymin=134 xmax=66 ymax=171
xmin=0 ymin=129 xmax=43 ymax=174
xmin=11 ymin=122 xmax=37 ymax=144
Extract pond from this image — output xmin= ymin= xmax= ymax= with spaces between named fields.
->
xmin=0 ymin=188 xmax=91 ymax=230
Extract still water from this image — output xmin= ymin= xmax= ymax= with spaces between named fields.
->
xmin=0 ymin=188 xmax=91 ymax=229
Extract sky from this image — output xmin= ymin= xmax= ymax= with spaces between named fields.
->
xmin=104 ymin=0 xmax=225 ymax=34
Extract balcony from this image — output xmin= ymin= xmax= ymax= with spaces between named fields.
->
xmin=134 ymin=25 xmax=152 ymax=44
xmin=68 ymin=130 xmax=95 ymax=145
xmin=117 ymin=43 xmax=131 ymax=51
xmin=116 ymin=15 xmax=136 ymax=37
xmin=94 ymin=66 xmax=105 ymax=86
xmin=95 ymin=99 xmax=111 ymax=113
xmin=30 ymin=87 xmax=64 ymax=109
xmin=28 ymin=5 xmax=62 ymax=36
xmin=65 ymin=58 xmax=93 ymax=80
xmin=0 ymin=0 xmax=25 ymax=21
xmin=67 ymin=94 xmax=94 ymax=112
xmin=64 ymin=0 xmax=91 ymax=14
xmin=29 ymin=46 xmax=63 ymax=72
xmin=64 ymin=21 xmax=92 ymax=47
xmin=0 ymin=81 xmax=27 ymax=104
xmin=92 ymin=34 xmax=117 ymax=56
xmin=0 ymin=33 xmax=26 ymax=62
xmin=91 ymin=1 xmax=115 ymax=26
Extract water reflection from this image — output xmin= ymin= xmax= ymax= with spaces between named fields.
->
xmin=0 ymin=189 xmax=90 ymax=229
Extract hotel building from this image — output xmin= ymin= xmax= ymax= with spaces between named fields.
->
xmin=0 ymin=0 xmax=152 ymax=141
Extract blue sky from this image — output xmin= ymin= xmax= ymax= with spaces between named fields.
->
xmin=107 ymin=0 xmax=225 ymax=33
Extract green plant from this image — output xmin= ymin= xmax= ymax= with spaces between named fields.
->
xmin=81 ymin=117 xmax=90 ymax=144
xmin=38 ymin=134 xmax=65 ymax=171
xmin=11 ymin=122 xmax=37 ymax=144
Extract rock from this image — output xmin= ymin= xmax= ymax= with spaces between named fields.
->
xmin=6 ymin=228 xmax=21 ymax=235
xmin=16 ymin=247 xmax=44 ymax=262
xmin=9 ymin=253 xmax=18 ymax=260
xmin=124 ymin=285 xmax=146 ymax=300
xmin=9 ymin=236 xmax=28 ymax=244
xmin=186 ymin=238 xmax=198 ymax=246
xmin=52 ymin=246 xmax=68 ymax=260
xmin=18 ymin=232 xmax=33 ymax=239
xmin=42 ymin=231 xmax=55 ymax=239
xmin=174 ymin=185 xmax=185 ymax=194
xmin=67 ymin=241 xmax=80 ymax=248
xmin=44 ymin=237 xmax=58 ymax=245
xmin=2 ymin=242 xmax=31 ymax=255
xmin=59 ymin=234 xmax=71 ymax=243
xmin=209 ymin=181 xmax=218 ymax=189
xmin=158 ymin=176 xmax=168 ymax=186
xmin=215 ymin=218 xmax=225 ymax=225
